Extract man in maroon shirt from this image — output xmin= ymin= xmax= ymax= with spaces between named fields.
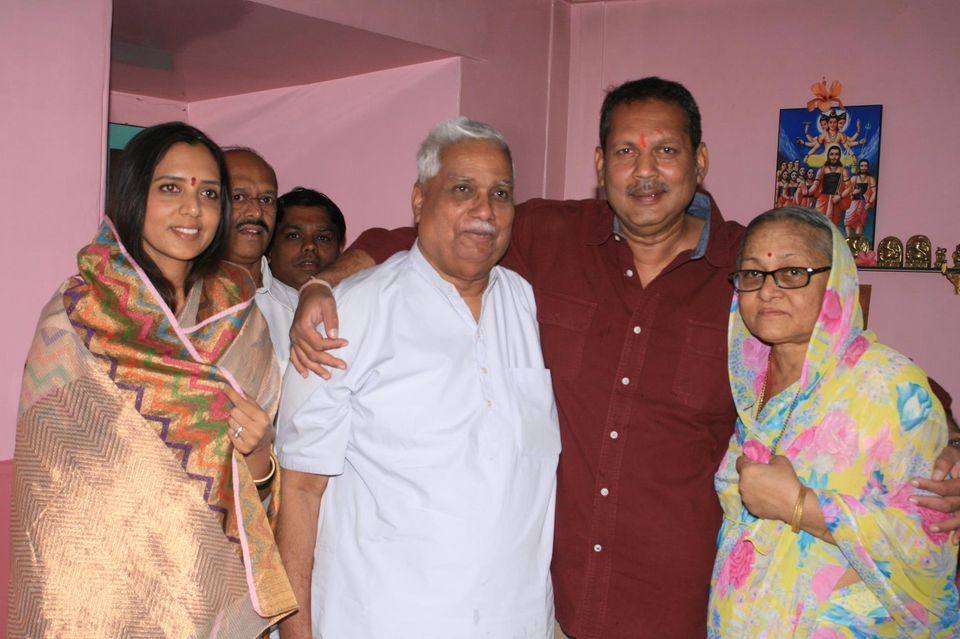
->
xmin=287 ymin=77 xmax=739 ymax=638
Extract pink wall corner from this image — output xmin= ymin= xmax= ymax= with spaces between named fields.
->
xmin=457 ymin=0 xmax=554 ymax=203
xmin=561 ymin=1 xmax=607 ymax=200
xmin=259 ymin=0 xmax=554 ymax=203
xmin=543 ymin=0 xmax=572 ymax=199
xmin=0 ymin=0 xmax=112 ymax=458
xmin=189 ymin=59 xmax=462 ymax=244
xmin=559 ymin=0 xmax=960 ymax=403
xmin=254 ymin=0 xmax=524 ymax=63
xmin=109 ymin=91 xmax=188 ymax=125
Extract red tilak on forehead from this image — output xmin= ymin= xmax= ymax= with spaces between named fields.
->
xmin=653 ymin=128 xmax=662 ymax=134
xmin=638 ymin=134 xmax=647 ymax=149
xmin=190 ymin=177 xmax=196 ymax=186
xmin=768 ymin=252 xmax=773 ymax=257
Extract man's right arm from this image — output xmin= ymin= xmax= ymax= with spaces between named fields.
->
xmin=290 ymin=227 xmax=417 ymax=377
xmin=276 ymin=469 xmax=329 ymax=639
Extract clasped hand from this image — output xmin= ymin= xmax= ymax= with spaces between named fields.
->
xmin=910 ymin=444 xmax=960 ymax=544
xmin=736 ymin=454 xmax=802 ymax=523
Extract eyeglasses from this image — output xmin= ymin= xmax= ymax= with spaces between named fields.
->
xmin=232 ymin=192 xmax=277 ymax=211
xmin=727 ymin=266 xmax=831 ymax=292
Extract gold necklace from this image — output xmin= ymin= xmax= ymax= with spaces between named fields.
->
xmin=756 ymin=353 xmax=801 ymax=454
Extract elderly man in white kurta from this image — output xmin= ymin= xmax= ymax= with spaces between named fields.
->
xmin=275 ymin=117 xmax=560 ymax=639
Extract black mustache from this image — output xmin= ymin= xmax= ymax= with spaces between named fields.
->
xmin=234 ymin=218 xmax=269 ymax=232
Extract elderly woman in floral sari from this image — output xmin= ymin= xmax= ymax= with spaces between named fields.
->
xmin=709 ymin=206 xmax=958 ymax=637
xmin=10 ymin=123 xmax=296 ymax=637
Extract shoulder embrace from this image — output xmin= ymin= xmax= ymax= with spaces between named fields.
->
xmin=335 ymin=251 xmax=410 ymax=304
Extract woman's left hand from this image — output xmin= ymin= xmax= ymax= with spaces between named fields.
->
xmin=223 ymin=385 xmax=273 ymax=456
xmin=736 ymin=454 xmax=803 ymax=523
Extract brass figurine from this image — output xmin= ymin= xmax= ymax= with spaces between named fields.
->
xmin=904 ymin=235 xmax=932 ymax=268
xmin=942 ymin=263 xmax=960 ymax=295
xmin=877 ymin=236 xmax=903 ymax=267
xmin=935 ymin=247 xmax=947 ymax=270
xmin=954 ymin=244 xmax=960 ymax=268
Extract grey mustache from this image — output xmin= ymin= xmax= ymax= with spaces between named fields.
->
xmin=461 ymin=221 xmax=497 ymax=235
xmin=626 ymin=180 xmax=670 ymax=196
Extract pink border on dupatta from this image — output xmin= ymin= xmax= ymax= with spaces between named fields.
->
xmin=104 ymin=217 xmax=265 ymax=615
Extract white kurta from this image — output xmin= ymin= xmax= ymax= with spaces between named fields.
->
xmin=276 ymin=242 xmax=560 ymax=639
xmin=253 ymin=258 xmax=298 ymax=374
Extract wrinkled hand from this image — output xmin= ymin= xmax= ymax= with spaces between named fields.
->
xmin=223 ymin=385 xmax=272 ymax=456
xmin=736 ymin=454 xmax=803 ymax=523
xmin=910 ymin=444 xmax=960 ymax=544
xmin=289 ymin=283 xmax=348 ymax=379
xmin=930 ymin=444 xmax=960 ymax=482
xmin=909 ymin=478 xmax=960 ymax=544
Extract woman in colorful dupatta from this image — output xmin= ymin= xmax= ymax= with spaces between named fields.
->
xmin=708 ymin=206 xmax=959 ymax=638
xmin=11 ymin=123 xmax=296 ymax=637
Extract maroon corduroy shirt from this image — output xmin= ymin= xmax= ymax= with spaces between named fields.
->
xmin=351 ymin=193 xmax=744 ymax=638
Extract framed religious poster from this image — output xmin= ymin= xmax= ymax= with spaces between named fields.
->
xmin=774 ymin=103 xmax=883 ymax=251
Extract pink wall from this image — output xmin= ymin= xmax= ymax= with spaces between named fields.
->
xmin=254 ymin=0 xmax=554 ymax=203
xmin=0 ymin=2 xmax=112 ymax=632
xmin=189 ymin=59 xmax=461 ymax=242
xmin=0 ymin=0 xmax=112 ymax=459
xmin=554 ymin=0 xmax=960 ymax=403
xmin=109 ymin=91 xmax=187 ymax=124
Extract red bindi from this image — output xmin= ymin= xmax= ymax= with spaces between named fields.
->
xmin=190 ymin=177 xmax=196 ymax=186
xmin=638 ymin=134 xmax=647 ymax=149
xmin=767 ymin=252 xmax=773 ymax=257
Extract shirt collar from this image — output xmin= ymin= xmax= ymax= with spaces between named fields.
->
xmin=258 ymin=259 xmax=300 ymax=309
xmin=589 ymin=191 xmax=715 ymax=259
xmin=410 ymin=240 xmax=501 ymax=295
xmin=258 ymin=256 xmax=273 ymax=293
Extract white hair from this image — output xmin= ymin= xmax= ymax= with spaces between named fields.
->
xmin=416 ymin=116 xmax=513 ymax=183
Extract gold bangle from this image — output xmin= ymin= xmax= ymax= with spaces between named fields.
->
xmin=253 ymin=452 xmax=277 ymax=487
xmin=790 ymin=485 xmax=809 ymax=534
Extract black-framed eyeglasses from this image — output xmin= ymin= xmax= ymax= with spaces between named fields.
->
xmin=727 ymin=266 xmax=831 ymax=292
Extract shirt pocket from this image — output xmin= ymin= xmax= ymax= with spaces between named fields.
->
xmin=671 ymin=318 xmax=730 ymax=412
xmin=534 ymin=289 xmax=597 ymax=382
xmin=508 ymin=367 xmax=561 ymax=459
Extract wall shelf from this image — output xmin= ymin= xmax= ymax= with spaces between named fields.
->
xmin=857 ymin=266 xmax=960 ymax=274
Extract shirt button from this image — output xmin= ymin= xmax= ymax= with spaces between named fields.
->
xmin=480 ymin=367 xmax=488 ymax=374
xmin=621 ymin=377 xmax=630 ymax=385
xmin=625 ymin=269 xmax=634 ymax=277
xmin=600 ymin=488 xmax=609 ymax=496
xmin=593 ymin=544 xmax=602 ymax=552
xmin=486 ymin=400 xmax=492 ymax=408
xmin=614 ymin=234 xmax=621 ymax=241
xmin=633 ymin=326 xmax=641 ymax=334
xmin=610 ymin=431 xmax=619 ymax=440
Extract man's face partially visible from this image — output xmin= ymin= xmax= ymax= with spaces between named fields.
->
xmin=224 ymin=151 xmax=278 ymax=268
xmin=594 ymin=99 xmax=707 ymax=241
xmin=268 ymin=205 xmax=342 ymax=288
xmin=413 ymin=139 xmax=514 ymax=288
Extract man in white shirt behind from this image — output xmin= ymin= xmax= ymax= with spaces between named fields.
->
xmin=275 ymin=117 xmax=560 ymax=639
xmin=261 ymin=187 xmax=346 ymax=372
